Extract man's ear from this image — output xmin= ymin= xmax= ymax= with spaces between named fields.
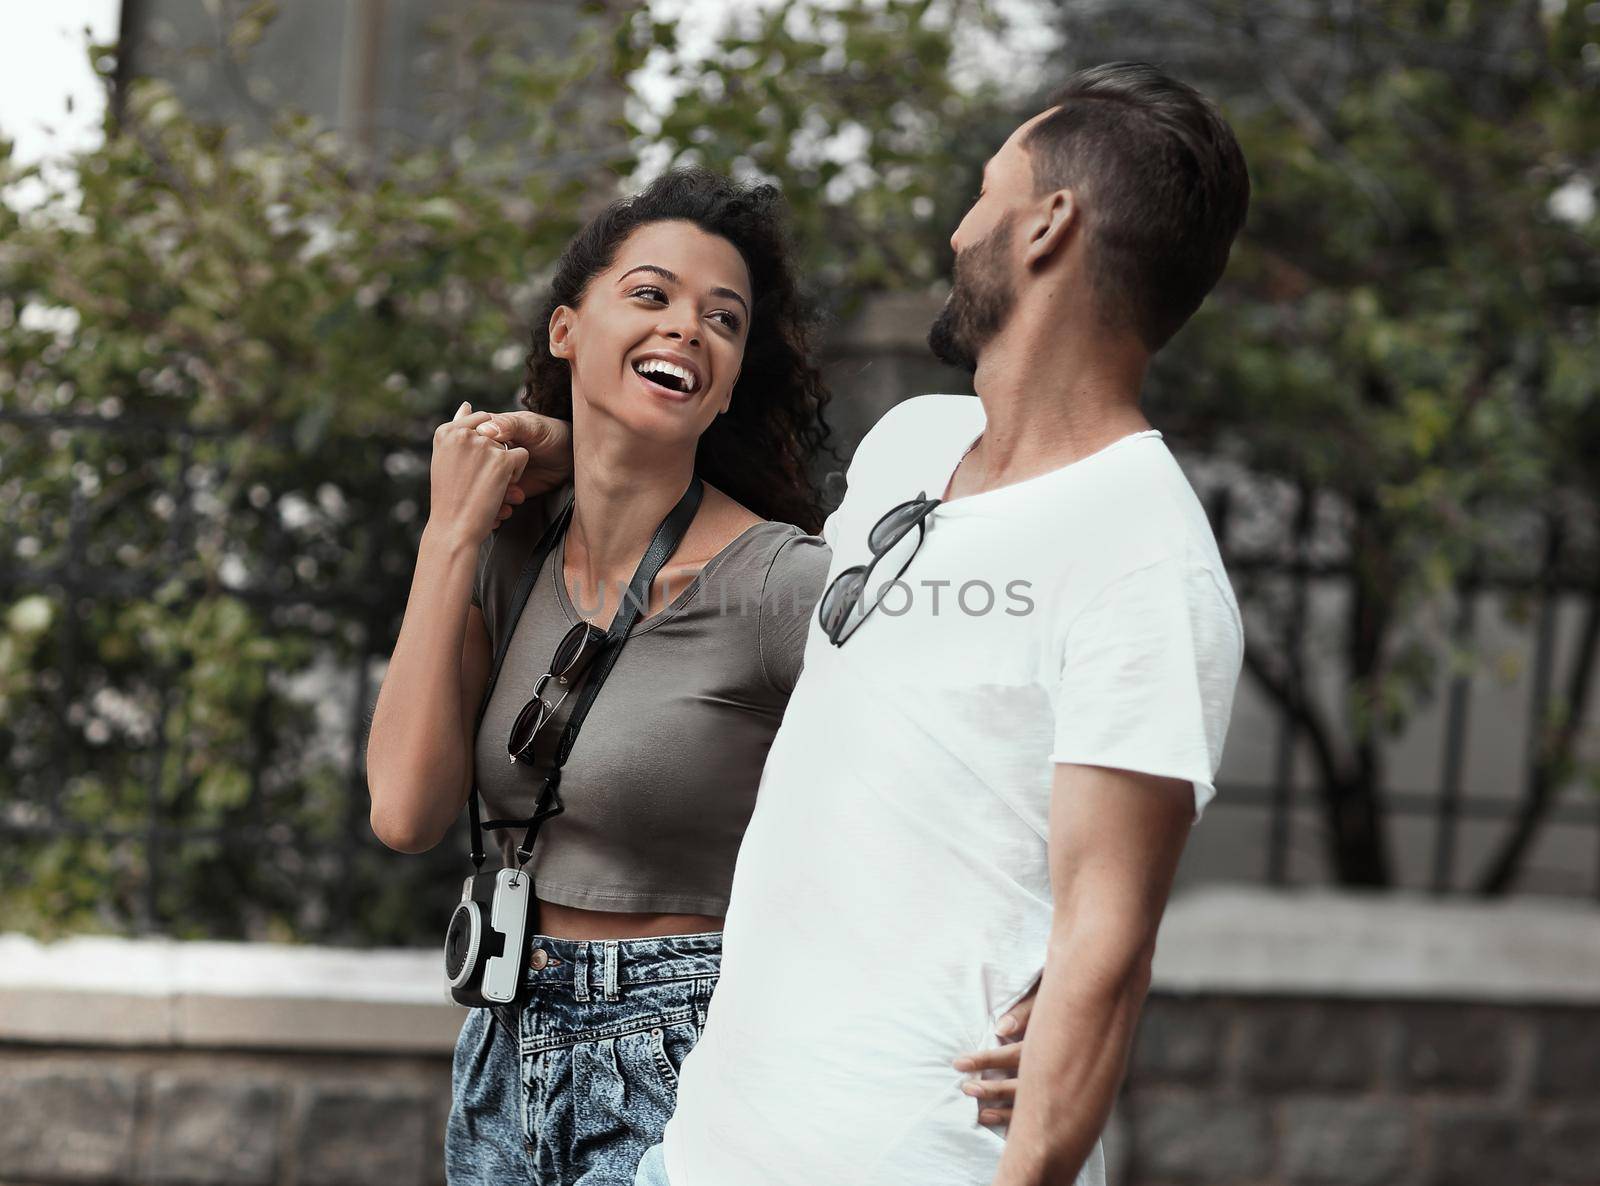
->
xmin=548 ymin=306 xmax=576 ymax=360
xmin=1022 ymin=188 xmax=1078 ymax=270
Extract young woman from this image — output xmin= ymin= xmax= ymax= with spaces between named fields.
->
xmin=367 ymin=168 xmax=1029 ymax=1185
xmin=367 ymin=168 xmax=835 ymax=1184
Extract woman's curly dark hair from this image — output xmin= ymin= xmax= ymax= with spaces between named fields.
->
xmin=521 ymin=167 xmax=835 ymax=533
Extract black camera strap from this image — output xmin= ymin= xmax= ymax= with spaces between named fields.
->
xmin=466 ymin=474 xmax=705 ymax=869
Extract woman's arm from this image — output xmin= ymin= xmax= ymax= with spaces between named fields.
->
xmin=366 ymin=529 xmax=491 ymax=852
xmin=365 ymin=403 xmax=525 ymax=853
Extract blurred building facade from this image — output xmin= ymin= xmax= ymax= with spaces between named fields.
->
xmin=117 ymin=0 xmax=618 ymax=161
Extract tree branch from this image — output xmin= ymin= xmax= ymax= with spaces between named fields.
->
xmin=1240 ymin=633 xmax=1351 ymax=795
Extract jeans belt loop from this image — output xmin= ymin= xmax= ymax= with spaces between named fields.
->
xmin=603 ymin=940 xmax=621 ymax=1002
xmin=573 ymin=941 xmax=591 ymax=1002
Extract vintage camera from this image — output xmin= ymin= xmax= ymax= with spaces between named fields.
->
xmin=444 ymin=866 xmax=533 ymax=1007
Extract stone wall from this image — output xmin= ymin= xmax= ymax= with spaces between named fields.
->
xmin=4 ymin=888 xmax=1596 ymax=1186
xmin=1119 ymin=996 xmax=1598 ymax=1186
xmin=0 ymin=1049 xmax=449 ymax=1186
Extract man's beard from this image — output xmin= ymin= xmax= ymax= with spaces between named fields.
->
xmin=927 ymin=213 xmax=1017 ymax=374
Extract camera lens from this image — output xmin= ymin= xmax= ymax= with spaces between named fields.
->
xmin=445 ymin=901 xmax=481 ymax=985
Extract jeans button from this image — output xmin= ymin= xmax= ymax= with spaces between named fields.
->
xmin=529 ymin=947 xmax=549 ymax=970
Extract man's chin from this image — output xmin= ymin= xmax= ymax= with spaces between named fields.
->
xmin=926 ymin=311 xmax=977 ymax=374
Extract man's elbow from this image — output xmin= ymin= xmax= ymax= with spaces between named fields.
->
xmin=1047 ymin=923 xmax=1158 ymax=1005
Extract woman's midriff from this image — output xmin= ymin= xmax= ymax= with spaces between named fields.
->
xmin=535 ymin=897 xmax=724 ymax=940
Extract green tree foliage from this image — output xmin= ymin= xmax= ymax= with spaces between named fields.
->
xmin=1060 ymin=0 xmax=1600 ymax=888
xmin=0 ymin=29 xmax=598 ymax=940
xmin=627 ymin=0 xmax=1013 ymax=299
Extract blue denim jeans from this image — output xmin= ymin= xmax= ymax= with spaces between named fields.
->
xmin=633 ymin=1142 xmax=670 ymax=1186
xmin=445 ymin=930 xmax=721 ymax=1186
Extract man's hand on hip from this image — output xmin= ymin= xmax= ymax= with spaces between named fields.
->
xmin=953 ymin=986 xmax=1039 ymax=1127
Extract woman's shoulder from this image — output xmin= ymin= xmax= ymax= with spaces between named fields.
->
xmin=696 ymin=481 xmax=764 ymax=542
xmin=710 ymin=521 xmax=831 ymax=631
xmin=743 ymin=524 xmax=829 ymax=698
xmin=700 ymin=482 xmax=824 ymax=544
xmin=686 ymin=513 xmax=828 ymax=605
xmin=756 ymin=522 xmax=831 ymax=588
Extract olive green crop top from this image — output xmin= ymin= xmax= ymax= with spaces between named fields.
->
xmin=469 ymin=482 xmax=832 ymax=914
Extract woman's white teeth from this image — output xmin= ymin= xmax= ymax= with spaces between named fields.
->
xmin=634 ymin=359 xmax=698 ymax=393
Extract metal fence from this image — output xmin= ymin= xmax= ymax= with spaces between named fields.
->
xmin=0 ymin=407 xmax=464 ymax=942
xmin=1201 ymin=477 xmax=1600 ymax=899
xmin=2 ymin=408 xmax=1597 ymax=946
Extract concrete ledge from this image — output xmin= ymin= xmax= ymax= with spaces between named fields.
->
xmin=0 ymin=936 xmax=460 ymax=1052
xmin=3 ymin=887 xmax=1596 ymax=1052
xmin=1152 ymin=886 xmax=1600 ymax=1004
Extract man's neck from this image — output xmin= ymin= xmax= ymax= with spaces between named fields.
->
xmin=950 ymin=309 xmax=1152 ymax=501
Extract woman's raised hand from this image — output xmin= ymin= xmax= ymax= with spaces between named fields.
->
xmin=471 ymin=410 xmax=575 ymax=523
xmin=428 ymin=401 xmax=531 ymax=547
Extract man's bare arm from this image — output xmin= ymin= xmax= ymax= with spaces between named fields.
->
xmin=989 ymin=762 xmax=1194 ymax=1186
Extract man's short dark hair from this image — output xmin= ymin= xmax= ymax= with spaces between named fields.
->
xmin=1026 ymin=62 xmax=1250 ymax=353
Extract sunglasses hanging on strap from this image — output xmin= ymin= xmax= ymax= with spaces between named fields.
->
xmin=445 ymin=474 xmax=704 ymax=1007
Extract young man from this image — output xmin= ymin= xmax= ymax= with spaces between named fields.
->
xmin=652 ymin=60 xmax=1248 ymax=1186
xmin=491 ymin=59 xmax=1250 ymax=1186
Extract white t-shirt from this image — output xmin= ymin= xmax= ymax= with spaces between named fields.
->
xmin=660 ymin=393 xmax=1244 ymax=1186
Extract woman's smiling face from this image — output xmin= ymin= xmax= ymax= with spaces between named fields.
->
xmin=549 ymin=219 xmax=753 ymax=444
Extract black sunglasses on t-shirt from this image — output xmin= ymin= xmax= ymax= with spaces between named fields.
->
xmin=506 ymin=619 xmax=609 ymax=764
xmin=817 ymin=491 xmax=941 ymax=647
